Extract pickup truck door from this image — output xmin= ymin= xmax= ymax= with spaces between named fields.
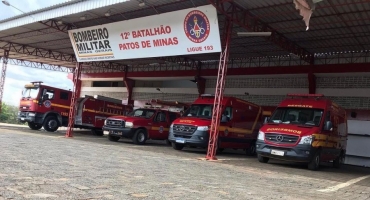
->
xmin=150 ymin=111 xmax=169 ymax=140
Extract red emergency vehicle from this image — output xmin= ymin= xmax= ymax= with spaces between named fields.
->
xmin=167 ymin=94 xmax=271 ymax=155
xmin=17 ymin=81 xmax=132 ymax=135
xmin=103 ymin=107 xmax=180 ymax=144
xmin=256 ymin=94 xmax=348 ymax=170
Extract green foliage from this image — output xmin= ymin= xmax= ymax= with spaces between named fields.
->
xmin=0 ymin=103 xmax=24 ymax=124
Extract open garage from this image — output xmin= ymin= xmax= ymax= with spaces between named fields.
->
xmin=0 ymin=0 xmax=370 ymax=199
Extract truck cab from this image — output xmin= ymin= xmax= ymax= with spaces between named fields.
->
xmin=256 ymin=94 xmax=348 ymax=170
xmin=18 ymin=81 xmax=71 ymax=132
xmin=103 ymin=108 xmax=180 ymax=145
xmin=167 ymin=94 xmax=269 ymax=155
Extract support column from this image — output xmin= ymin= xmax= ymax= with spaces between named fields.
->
xmin=206 ymin=18 xmax=233 ymax=160
xmin=308 ymin=72 xmax=316 ymax=94
xmin=123 ymin=69 xmax=134 ymax=106
xmin=0 ymin=50 xmax=9 ymax=114
xmin=65 ymin=62 xmax=82 ymax=138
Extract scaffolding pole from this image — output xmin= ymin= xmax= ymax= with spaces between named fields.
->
xmin=65 ymin=62 xmax=82 ymax=137
xmin=0 ymin=50 xmax=9 ymax=114
xmin=205 ymin=18 xmax=233 ymax=160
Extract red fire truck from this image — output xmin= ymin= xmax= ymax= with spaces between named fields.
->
xmin=256 ymin=94 xmax=348 ymax=170
xmin=17 ymin=81 xmax=132 ymax=135
xmin=168 ymin=94 xmax=271 ymax=155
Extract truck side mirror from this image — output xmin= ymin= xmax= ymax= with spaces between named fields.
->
xmin=41 ymin=94 xmax=49 ymax=102
xmin=324 ymin=121 xmax=333 ymax=131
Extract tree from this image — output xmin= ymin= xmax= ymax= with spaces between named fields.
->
xmin=0 ymin=102 xmax=24 ymax=124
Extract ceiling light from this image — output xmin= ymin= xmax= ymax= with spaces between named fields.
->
xmin=57 ymin=20 xmax=63 ymax=24
xmin=105 ymin=12 xmax=110 ymax=16
xmin=237 ymin=32 xmax=272 ymax=37
xmin=139 ymin=2 xmax=145 ymax=7
xmin=80 ymin=16 xmax=86 ymax=20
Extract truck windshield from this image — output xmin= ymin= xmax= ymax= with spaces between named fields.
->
xmin=183 ymin=104 xmax=213 ymax=119
xmin=22 ymin=88 xmax=39 ymax=98
xmin=269 ymin=107 xmax=324 ymax=127
xmin=128 ymin=109 xmax=156 ymax=119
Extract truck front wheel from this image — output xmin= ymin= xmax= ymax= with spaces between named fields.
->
xmin=43 ymin=116 xmax=59 ymax=132
xmin=132 ymin=129 xmax=147 ymax=145
xmin=172 ymin=142 xmax=184 ymax=150
xmin=257 ymin=154 xmax=269 ymax=163
xmin=108 ymin=135 xmax=120 ymax=142
xmin=308 ymin=150 xmax=321 ymax=171
xmin=28 ymin=122 xmax=42 ymax=130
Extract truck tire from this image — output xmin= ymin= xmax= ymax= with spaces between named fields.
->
xmin=43 ymin=116 xmax=59 ymax=132
xmin=108 ymin=135 xmax=120 ymax=142
xmin=165 ymin=139 xmax=171 ymax=146
xmin=132 ymin=129 xmax=147 ymax=145
xmin=333 ymin=152 xmax=345 ymax=169
xmin=246 ymin=142 xmax=257 ymax=156
xmin=28 ymin=122 xmax=42 ymax=130
xmin=257 ymin=154 xmax=269 ymax=163
xmin=91 ymin=129 xmax=104 ymax=136
xmin=172 ymin=142 xmax=184 ymax=150
xmin=308 ymin=150 xmax=321 ymax=171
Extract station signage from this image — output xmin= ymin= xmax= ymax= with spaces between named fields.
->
xmin=68 ymin=5 xmax=221 ymax=62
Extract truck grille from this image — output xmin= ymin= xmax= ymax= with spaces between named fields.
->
xmin=265 ymin=133 xmax=299 ymax=144
xmin=173 ymin=124 xmax=197 ymax=135
xmin=106 ymin=119 xmax=125 ymax=128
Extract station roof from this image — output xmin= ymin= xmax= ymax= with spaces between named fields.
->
xmin=0 ymin=0 xmax=369 ymax=72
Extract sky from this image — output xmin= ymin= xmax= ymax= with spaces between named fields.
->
xmin=1 ymin=0 xmax=73 ymax=106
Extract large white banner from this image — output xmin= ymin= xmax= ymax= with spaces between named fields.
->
xmin=68 ymin=5 xmax=221 ymax=62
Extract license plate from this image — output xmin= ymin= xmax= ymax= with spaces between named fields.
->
xmin=20 ymin=117 xmax=25 ymax=121
xmin=175 ymin=138 xmax=185 ymax=144
xmin=271 ymin=149 xmax=284 ymax=156
xmin=110 ymin=131 xmax=122 ymax=135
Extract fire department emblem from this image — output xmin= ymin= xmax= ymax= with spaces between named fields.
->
xmin=43 ymin=100 xmax=51 ymax=108
xmin=184 ymin=10 xmax=210 ymax=43
xmin=159 ymin=126 xmax=164 ymax=133
xmin=224 ymin=129 xmax=229 ymax=136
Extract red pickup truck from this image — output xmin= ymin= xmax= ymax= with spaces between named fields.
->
xmin=103 ymin=108 xmax=180 ymax=145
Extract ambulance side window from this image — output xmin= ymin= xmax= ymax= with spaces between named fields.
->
xmin=155 ymin=112 xmax=167 ymax=122
xmin=224 ymin=107 xmax=232 ymax=120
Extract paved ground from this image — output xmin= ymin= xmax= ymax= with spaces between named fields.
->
xmin=0 ymin=124 xmax=369 ymax=200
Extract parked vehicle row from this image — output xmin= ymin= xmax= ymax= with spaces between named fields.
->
xmin=103 ymin=93 xmax=349 ymax=171
xmin=19 ymin=82 xmax=348 ymax=171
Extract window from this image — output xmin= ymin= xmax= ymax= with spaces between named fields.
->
xmin=60 ymin=92 xmax=69 ymax=100
xmin=155 ymin=112 xmax=167 ymax=122
xmin=169 ymin=113 xmax=178 ymax=123
xmin=269 ymin=107 xmax=324 ymax=127
xmin=92 ymin=81 xmax=125 ymax=87
xmin=223 ymin=107 xmax=232 ymax=120
xmin=42 ymin=89 xmax=55 ymax=100
xmin=128 ymin=109 xmax=156 ymax=119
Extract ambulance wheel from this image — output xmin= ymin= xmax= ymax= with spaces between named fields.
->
xmin=165 ymin=139 xmax=171 ymax=146
xmin=333 ymin=152 xmax=345 ymax=169
xmin=172 ymin=142 xmax=184 ymax=150
xmin=132 ymin=129 xmax=147 ymax=145
xmin=246 ymin=142 xmax=256 ymax=156
xmin=43 ymin=116 xmax=59 ymax=132
xmin=108 ymin=135 xmax=120 ymax=142
xmin=257 ymin=154 xmax=269 ymax=163
xmin=308 ymin=150 xmax=321 ymax=171
xmin=28 ymin=122 xmax=42 ymax=130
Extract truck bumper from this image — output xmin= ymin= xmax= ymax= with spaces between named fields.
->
xmin=256 ymin=140 xmax=317 ymax=163
xmin=102 ymin=126 xmax=136 ymax=138
xmin=168 ymin=130 xmax=209 ymax=148
xmin=17 ymin=112 xmax=42 ymax=124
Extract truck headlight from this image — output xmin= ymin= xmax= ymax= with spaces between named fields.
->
xmin=299 ymin=135 xmax=314 ymax=145
xmin=197 ymin=126 xmax=209 ymax=131
xmin=257 ymin=131 xmax=265 ymax=141
xmin=28 ymin=113 xmax=35 ymax=117
xmin=170 ymin=123 xmax=174 ymax=128
xmin=125 ymin=122 xmax=133 ymax=128
xmin=104 ymin=119 xmax=107 ymax=125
